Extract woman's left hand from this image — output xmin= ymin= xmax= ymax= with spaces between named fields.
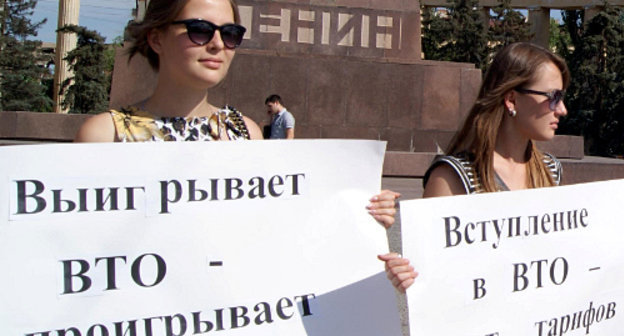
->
xmin=377 ymin=253 xmax=417 ymax=292
xmin=367 ymin=190 xmax=401 ymax=228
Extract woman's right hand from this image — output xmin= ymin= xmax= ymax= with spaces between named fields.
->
xmin=367 ymin=190 xmax=401 ymax=228
xmin=377 ymin=252 xmax=418 ymax=292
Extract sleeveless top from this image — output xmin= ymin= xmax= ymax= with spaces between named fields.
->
xmin=109 ymin=106 xmax=251 ymax=142
xmin=423 ymin=152 xmax=562 ymax=194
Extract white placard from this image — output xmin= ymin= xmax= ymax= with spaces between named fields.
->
xmin=401 ymin=180 xmax=624 ymax=336
xmin=0 ymin=140 xmax=401 ymax=336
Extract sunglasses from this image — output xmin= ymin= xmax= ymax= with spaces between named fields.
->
xmin=171 ymin=19 xmax=246 ymax=49
xmin=514 ymin=88 xmax=566 ymax=111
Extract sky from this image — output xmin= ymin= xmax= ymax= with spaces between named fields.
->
xmin=31 ymin=0 xmax=134 ymax=43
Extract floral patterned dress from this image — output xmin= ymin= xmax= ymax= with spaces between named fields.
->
xmin=109 ymin=106 xmax=250 ymax=142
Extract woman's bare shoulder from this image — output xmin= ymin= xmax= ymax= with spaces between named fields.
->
xmin=73 ymin=112 xmax=116 ymax=143
xmin=243 ymin=116 xmax=264 ymax=140
xmin=423 ymin=163 xmax=467 ymax=198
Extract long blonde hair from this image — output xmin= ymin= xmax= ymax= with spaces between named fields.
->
xmin=446 ymin=42 xmax=570 ymax=192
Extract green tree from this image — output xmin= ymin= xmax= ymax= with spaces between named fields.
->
xmin=488 ymin=0 xmax=533 ymax=58
xmin=549 ymin=16 xmax=571 ymax=52
xmin=0 ymin=0 xmax=53 ymax=112
xmin=102 ymin=35 xmax=122 ymax=75
xmin=558 ymin=3 xmax=624 ymax=157
xmin=421 ymin=0 xmax=488 ymax=69
xmin=555 ymin=10 xmax=584 ymax=63
xmin=421 ymin=6 xmax=451 ymax=62
xmin=58 ymin=25 xmax=110 ymax=114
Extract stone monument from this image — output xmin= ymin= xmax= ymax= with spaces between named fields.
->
xmin=109 ymin=0 xmax=482 ymax=152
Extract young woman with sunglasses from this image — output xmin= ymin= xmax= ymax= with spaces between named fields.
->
xmin=73 ymin=0 xmax=399 ymax=224
xmin=378 ymin=42 xmax=570 ymax=291
xmin=74 ymin=0 xmax=263 ymax=142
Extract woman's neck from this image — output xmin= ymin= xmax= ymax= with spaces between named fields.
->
xmin=494 ymin=138 xmax=529 ymax=163
xmin=140 ymin=80 xmax=219 ymax=118
xmin=493 ymin=120 xmax=531 ymax=190
xmin=495 ymin=117 xmax=530 ymax=163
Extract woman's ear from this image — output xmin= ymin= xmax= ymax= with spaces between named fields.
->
xmin=504 ymin=90 xmax=516 ymax=112
xmin=147 ymin=28 xmax=163 ymax=55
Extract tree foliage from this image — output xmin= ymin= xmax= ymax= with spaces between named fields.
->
xmin=103 ymin=35 xmax=123 ymax=73
xmin=422 ymin=0 xmax=534 ymax=71
xmin=58 ymin=25 xmax=110 ymax=114
xmin=488 ymin=0 xmax=533 ymax=56
xmin=558 ymin=3 xmax=624 ymax=156
xmin=0 ymin=0 xmax=53 ymax=112
xmin=421 ymin=0 xmax=488 ymax=69
xmin=549 ymin=16 xmax=571 ymax=52
xmin=422 ymin=6 xmax=449 ymax=62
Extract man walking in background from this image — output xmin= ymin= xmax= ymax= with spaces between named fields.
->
xmin=265 ymin=94 xmax=295 ymax=139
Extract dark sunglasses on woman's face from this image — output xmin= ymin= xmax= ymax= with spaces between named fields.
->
xmin=514 ymin=88 xmax=566 ymax=111
xmin=171 ymin=19 xmax=246 ymax=49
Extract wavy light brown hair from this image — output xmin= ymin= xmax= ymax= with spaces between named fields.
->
xmin=446 ymin=42 xmax=570 ymax=192
xmin=126 ymin=0 xmax=241 ymax=70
